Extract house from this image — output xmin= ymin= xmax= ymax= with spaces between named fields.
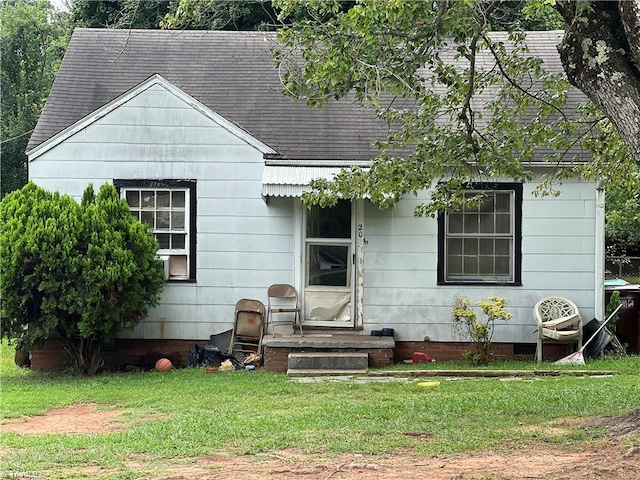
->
xmin=26 ymin=28 xmax=604 ymax=371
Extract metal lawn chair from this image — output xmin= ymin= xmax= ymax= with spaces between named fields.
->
xmin=228 ymin=299 xmax=265 ymax=361
xmin=266 ymin=284 xmax=303 ymax=337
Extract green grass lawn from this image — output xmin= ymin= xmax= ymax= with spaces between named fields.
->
xmin=1 ymin=341 xmax=639 ymax=479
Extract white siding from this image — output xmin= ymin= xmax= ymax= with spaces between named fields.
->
xmin=30 ymin=84 xmax=295 ymax=340
xmin=361 ymin=176 xmax=598 ymax=343
xmin=30 ymin=82 xmax=599 ymax=345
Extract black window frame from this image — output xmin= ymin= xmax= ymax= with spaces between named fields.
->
xmin=437 ymin=182 xmax=522 ymax=286
xmin=114 ymin=179 xmax=197 ymax=282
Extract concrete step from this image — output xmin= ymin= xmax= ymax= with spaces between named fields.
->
xmin=287 ymin=369 xmax=367 ymax=376
xmin=287 ymin=352 xmax=368 ymax=375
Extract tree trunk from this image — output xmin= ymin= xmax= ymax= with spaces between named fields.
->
xmin=59 ymin=336 xmax=104 ymax=376
xmin=556 ymin=0 xmax=640 ymax=163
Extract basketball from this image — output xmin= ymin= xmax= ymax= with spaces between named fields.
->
xmin=155 ymin=358 xmax=172 ymax=372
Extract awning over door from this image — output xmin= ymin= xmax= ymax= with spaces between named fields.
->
xmin=261 ymin=165 xmax=348 ymax=198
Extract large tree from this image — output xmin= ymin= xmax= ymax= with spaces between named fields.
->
xmin=0 ymin=183 xmax=166 ymax=375
xmin=273 ymin=0 xmax=638 ymax=214
xmin=161 ymin=0 xmax=277 ymax=30
xmin=0 ymin=0 xmax=68 ymax=198
xmin=70 ymin=0 xmax=171 ymax=29
xmin=555 ymin=1 xmax=640 ymax=164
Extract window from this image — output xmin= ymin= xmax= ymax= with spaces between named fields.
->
xmin=438 ymin=183 xmax=522 ymax=285
xmin=115 ymin=180 xmax=196 ymax=281
xmin=306 ymin=200 xmax=352 ymax=287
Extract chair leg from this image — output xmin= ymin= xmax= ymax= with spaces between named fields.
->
xmin=536 ymin=338 xmax=542 ymax=363
xmin=297 ymin=312 xmax=303 ymax=337
xmin=268 ymin=312 xmax=276 ymax=338
xmin=228 ymin=334 xmax=234 ymax=356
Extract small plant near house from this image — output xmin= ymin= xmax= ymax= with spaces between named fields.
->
xmin=452 ymin=296 xmax=513 ymax=366
xmin=605 ymin=290 xmax=622 ymax=332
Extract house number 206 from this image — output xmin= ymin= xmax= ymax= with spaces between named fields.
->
xmin=358 ymin=224 xmax=368 ymax=244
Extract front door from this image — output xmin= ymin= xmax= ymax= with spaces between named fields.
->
xmin=303 ymin=200 xmax=355 ymax=327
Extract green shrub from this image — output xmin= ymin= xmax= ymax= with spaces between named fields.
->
xmin=0 ymin=182 xmax=165 ymax=375
xmin=452 ymin=296 xmax=513 ymax=365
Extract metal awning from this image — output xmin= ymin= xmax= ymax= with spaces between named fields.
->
xmin=261 ymin=165 xmax=353 ymax=198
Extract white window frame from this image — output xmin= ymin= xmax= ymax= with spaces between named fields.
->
xmin=121 ymin=186 xmax=191 ymax=281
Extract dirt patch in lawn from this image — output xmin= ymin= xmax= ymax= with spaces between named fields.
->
xmin=0 ymin=403 xmax=127 ymax=434
xmin=153 ymin=443 xmax=640 ymax=480
xmin=1 ymin=404 xmax=638 ymax=479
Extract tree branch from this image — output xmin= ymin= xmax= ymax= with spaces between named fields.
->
xmin=482 ymin=34 xmax=569 ymax=121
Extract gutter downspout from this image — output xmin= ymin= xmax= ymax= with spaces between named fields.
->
xmin=595 ymin=179 xmax=606 ymax=320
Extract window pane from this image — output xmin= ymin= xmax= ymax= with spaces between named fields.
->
xmin=171 ymin=212 xmax=185 ymax=230
xmin=126 ymin=191 xmax=140 ymax=207
xmin=172 ymin=234 xmax=185 ymax=249
xmin=156 ymin=211 xmax=170 ymax=230
xmin=130 ymin=211 xmax=140 ymax=221
xmin=308 ymin=244 xmax=349 ymax=286
xmin=495 ymin=239 xmax=510 ymax=255
xmin=463 ymin=238 xmax=478 ymax=255
xmin=464 ymin=213 xmax=478 ymax=233
xmin=479 ymin=194 xmax=495 ymax=212
xmin=479 ymin=239 xmax=494 ymax=255
xmin=157 ymin=191 xmax=170 ymax=208
xmin=156 ymin=233 xmax=170 ymax=249
xmin=448 ymin=213 xmax=463 ymax=233
xmin=306 ymin=200 xmax=351 ymax=239
xmin=141 ymin=211 xmax=154 ymax=228
xmin=479 ymin=213 xmax=494 ymax=233
xmin=463 ymin=256 xmax=478 ymax=275
xmin=141 ymin=191 xmax=155 ymax=208
xmin=496 ymin=214 xmax=511 ymax=233
xmin=495 ymin=256 xmax=510 ymax=275
xmin=447 ymin=255 xmax=462 ymax=275
xmin=172 ymin=191 xmax=185 ymax=208
xmin=447 ymin=238 xmax=463 ymax=255
xmin=479 ymin=256 xmax=494 ymax=275
xmin=495 ymin=193 xmax=510 ymax=212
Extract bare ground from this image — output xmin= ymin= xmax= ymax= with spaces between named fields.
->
xmin=1 ymin=403 xmax=639 ymax=480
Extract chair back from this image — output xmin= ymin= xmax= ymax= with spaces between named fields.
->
xmin=268 ymin=284 xmax=298 ymax=300
xmin=534 ymin=296 xmax=579 ymax=327
xmin=234 ymin=299 xmax=265 ymax=337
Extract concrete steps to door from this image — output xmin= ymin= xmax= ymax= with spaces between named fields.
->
xmin=287 ymin=352 xmax=368 ymax=375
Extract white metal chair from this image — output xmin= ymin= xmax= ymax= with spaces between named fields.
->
xmin=534 ymin=296 xmax=583 ymax=362
xmin=228 ymin=299 xmax=265 ymax=361
xmin=266 ymin=284 xmax=303 ymax=337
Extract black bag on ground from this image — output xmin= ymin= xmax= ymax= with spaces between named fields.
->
xmin=187 ymin=344 xmax=244 ymax=369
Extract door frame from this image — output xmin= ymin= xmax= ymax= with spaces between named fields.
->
xmin=294 ymin=199 xmax=364 ymax=329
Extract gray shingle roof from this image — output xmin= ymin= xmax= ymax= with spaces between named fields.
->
xmin=28 ymin=29 xmax=582 ymax=162
xmin=27 ymin=28 xmax=390 ymax=161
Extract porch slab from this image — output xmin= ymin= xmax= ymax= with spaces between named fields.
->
xmin=262 ymin=334 xmax=395 ymax=349
xmin=262 ymin=334 xmax=396 ymax=372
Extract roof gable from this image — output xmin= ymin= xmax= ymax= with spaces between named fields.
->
xmin=27 ymin=29 xmax=390 ymax=163
xmin=28 ymin=74 xmax=276 ymax=160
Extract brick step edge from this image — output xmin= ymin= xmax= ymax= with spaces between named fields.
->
xmin=287 ymin=368 xmax=368 ymax=376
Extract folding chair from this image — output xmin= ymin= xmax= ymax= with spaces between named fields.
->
xmin=266 ymin=284 xmax=303 ymax=337
xmin=228 ymin=299 xmax=265 ymax=361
